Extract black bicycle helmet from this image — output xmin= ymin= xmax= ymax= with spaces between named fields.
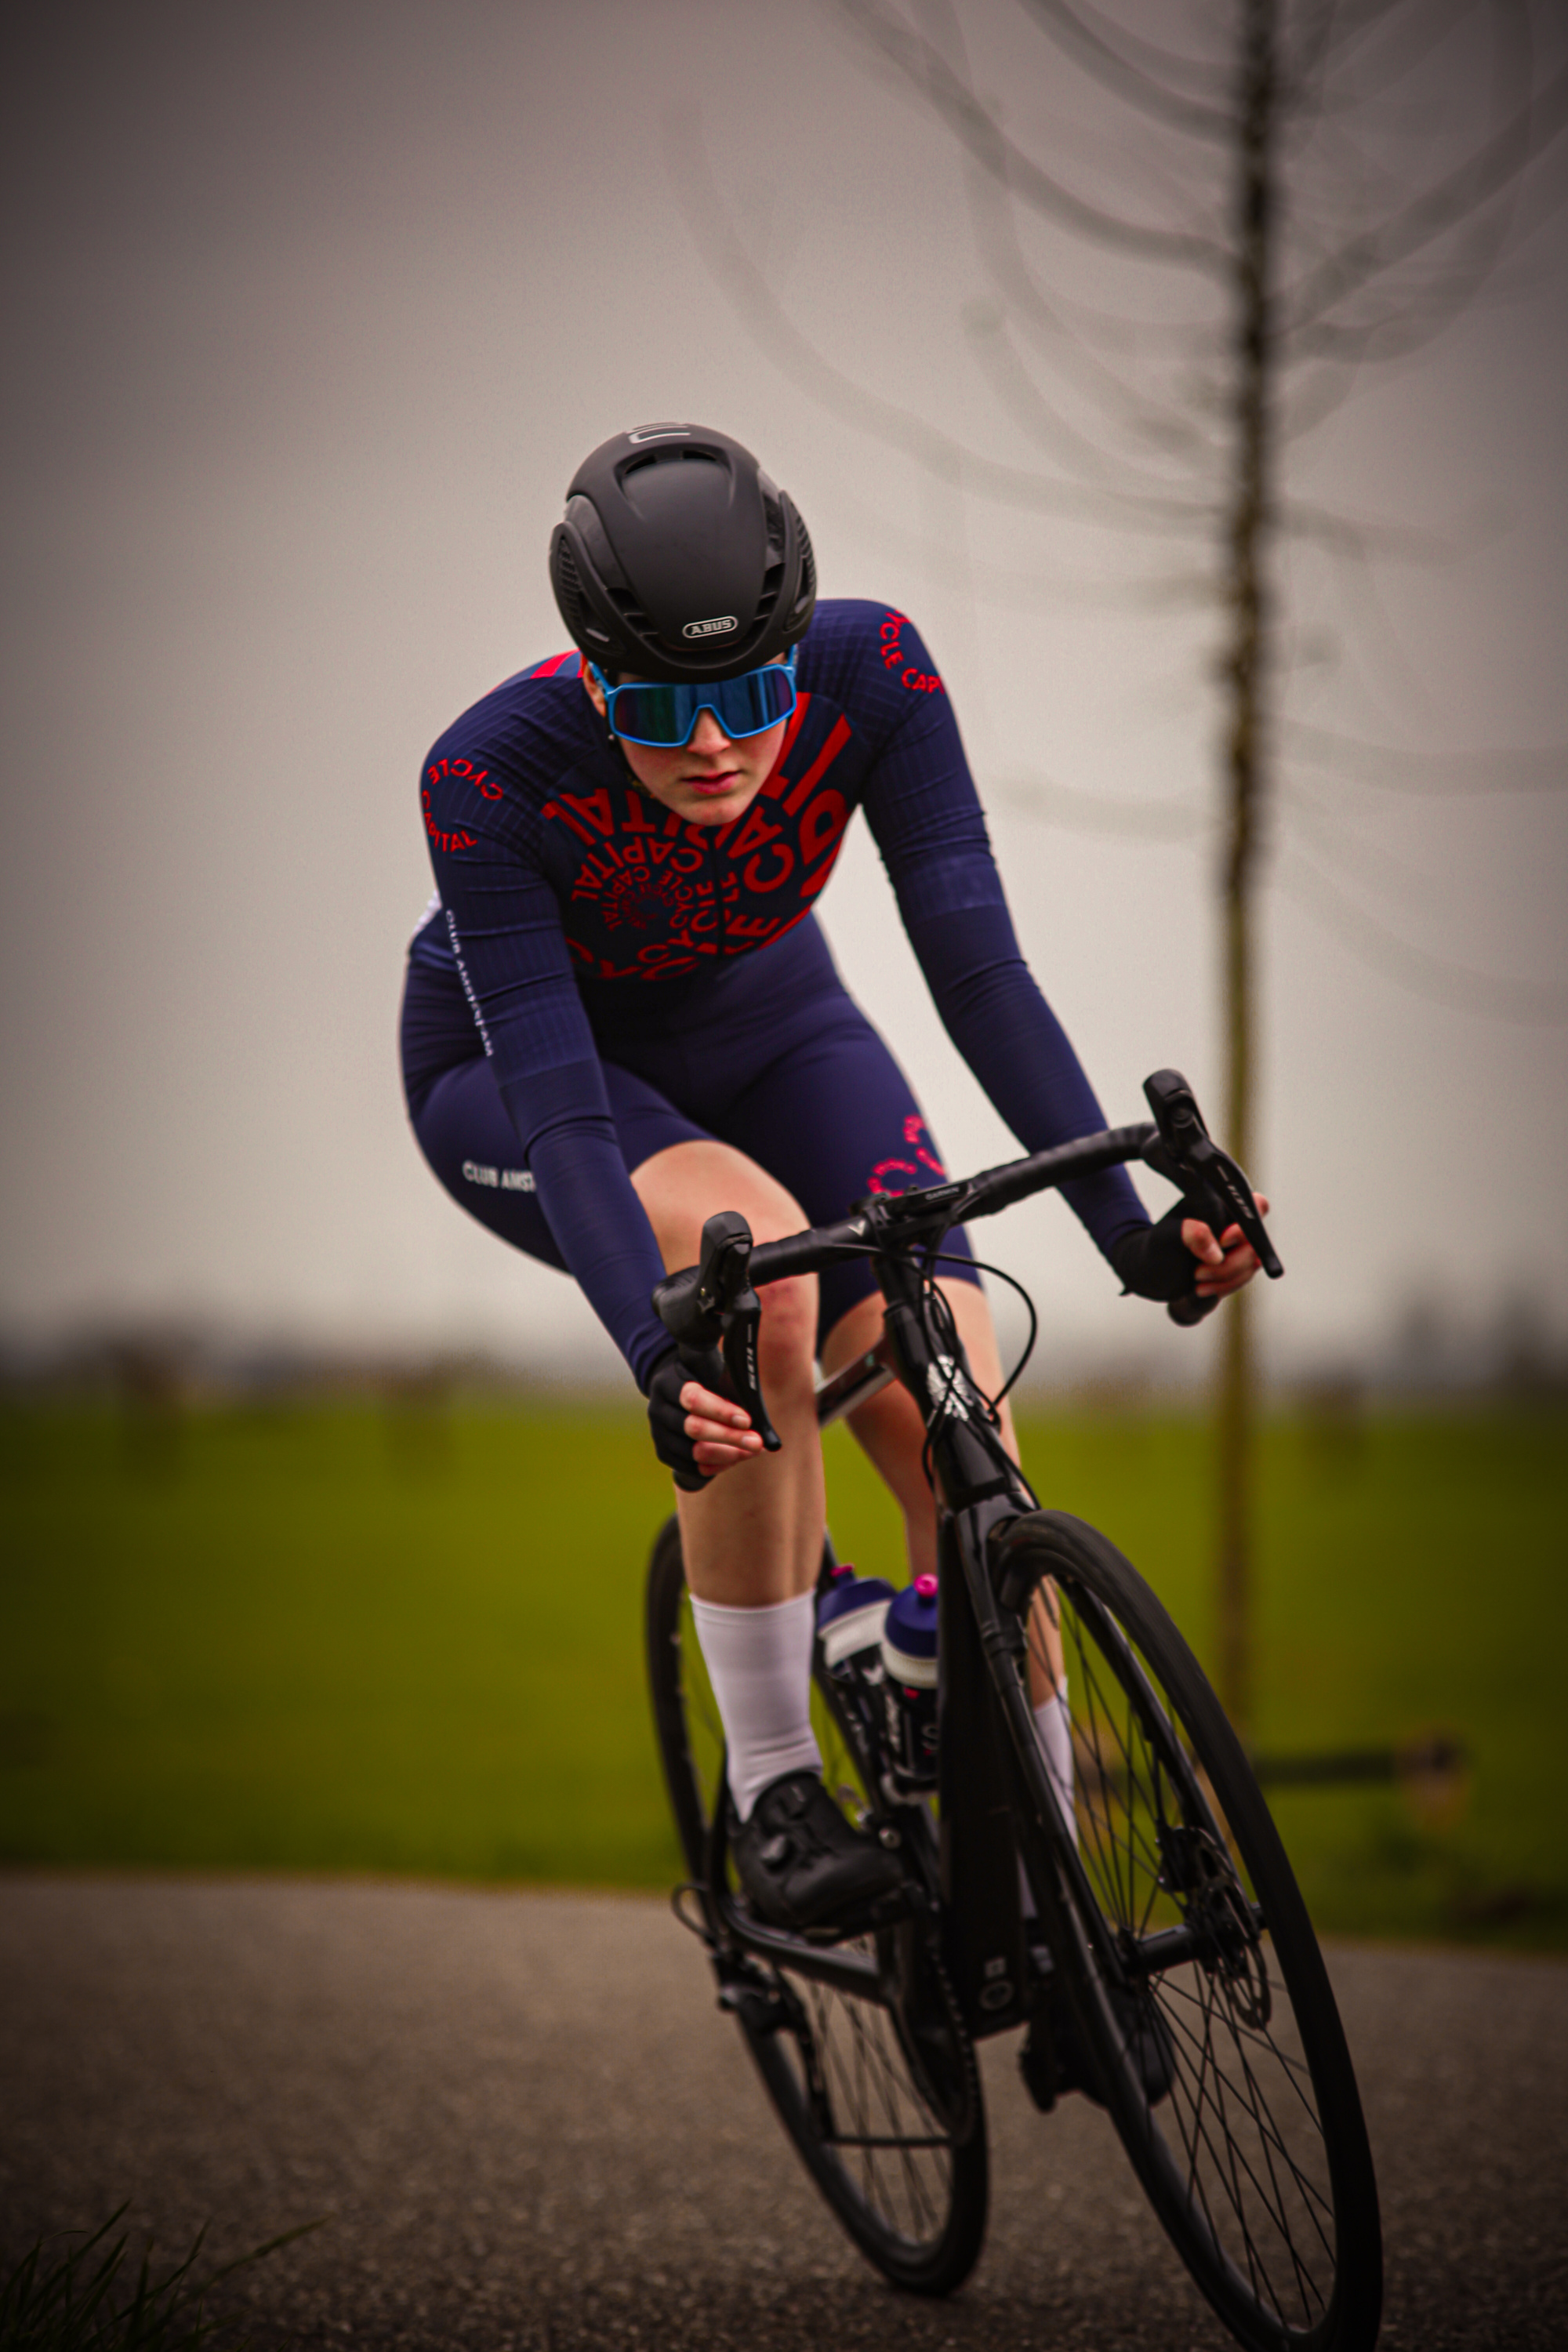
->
xmin=549 ymin=423 xmax=816 ymax=684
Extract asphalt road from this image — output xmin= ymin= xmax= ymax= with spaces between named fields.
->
xmin=1 ymin=1876 xmax=1563 ymax=2350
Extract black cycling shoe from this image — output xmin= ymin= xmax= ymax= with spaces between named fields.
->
xmin=1019 ymin=1973 xmax=1176 ymax=2112
xmin=729 ymin=1769 xmax=906 ymax=1933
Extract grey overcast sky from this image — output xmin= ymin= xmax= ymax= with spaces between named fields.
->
xmin=3 ymin=0 xmax=1566 ymax=1382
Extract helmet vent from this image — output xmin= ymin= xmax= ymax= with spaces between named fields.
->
xmin=607 ymin=584 xmax=658 ymax=637
xmin=753 ymin=554 xmax=786 ymax=627
xmin=552 ymin=534 xmax=611 ymax=649
xmin=793 ymin=521 xmax=816 ymax=616
xmin=554 ymin=537 xmax=587 ymax=631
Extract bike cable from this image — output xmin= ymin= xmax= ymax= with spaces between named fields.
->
xmin=917 ymin=1248 xmax=1040 ymax=1410
xmin=910 ymin=1252 xmax=1040 ymax=1494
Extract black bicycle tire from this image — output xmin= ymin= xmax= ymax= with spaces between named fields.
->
xmin=644 ymin=1516 xmax=989 ymax=2296
xmin=990 ymin=1510 xmax=1383 ymax=2352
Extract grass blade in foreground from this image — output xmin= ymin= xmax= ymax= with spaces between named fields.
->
xmin=0 ymin=2207 xmax=324 ymax=2352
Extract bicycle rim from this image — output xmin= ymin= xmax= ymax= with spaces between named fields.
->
xmin=644 ymin=1519 xmax=987 ymax=2294
xmin=997 ymin=1512 xmax=1382 ymax=2352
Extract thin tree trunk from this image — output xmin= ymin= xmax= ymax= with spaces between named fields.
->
xmin=1217 ymin=0 xmax=1277 ymax=1737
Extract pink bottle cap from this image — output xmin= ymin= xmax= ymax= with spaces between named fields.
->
xmin=913 ymin=1574 xmax=938 ymax=1597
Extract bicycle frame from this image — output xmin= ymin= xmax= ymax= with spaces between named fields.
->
xmin=684 ymin=1235 xmax=1070 ymax=2042
xmin=880 ymin=1242 xmax=1041 ymax=2040
xmin=663 ymin=1069 xmax=1283 ymax=2039
xmin=648 ymin=1102 xmax=1388 ymax=2347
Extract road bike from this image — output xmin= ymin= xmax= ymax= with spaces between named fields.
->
xmin=644 ymin=1071 xmax=1382 ymax=2350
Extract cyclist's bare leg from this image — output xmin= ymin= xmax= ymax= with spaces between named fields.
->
xmin=631 ymin=1140 xmax=823 ymax=1609
xmin=820 ymin=1282 xmax=1065 ymax=1697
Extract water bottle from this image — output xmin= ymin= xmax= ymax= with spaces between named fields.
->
xmin=817 ymin=1564 xmax=896 ymax=1681
xmin=817 ymin=1566 xmax=896 ymax=1769
xmin=881 ymin=1573 xmax=940 ymax=1788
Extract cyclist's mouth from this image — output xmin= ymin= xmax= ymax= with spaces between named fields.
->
xmin=685 ymin=769 xmax=742 ymax=798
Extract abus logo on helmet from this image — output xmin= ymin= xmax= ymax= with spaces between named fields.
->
xmin=683 ymin=615 xmax=739 ymax=640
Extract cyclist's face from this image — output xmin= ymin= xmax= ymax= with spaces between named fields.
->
xmin=581 ymin=667 xmax=789 ymax=827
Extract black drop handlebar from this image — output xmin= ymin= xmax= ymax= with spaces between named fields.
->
xmin=651 ymin=1069 xmax=1281 ymax=1437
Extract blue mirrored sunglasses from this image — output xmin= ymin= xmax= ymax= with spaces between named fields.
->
xmin=590 ymin=651 xmax=798 ymax=748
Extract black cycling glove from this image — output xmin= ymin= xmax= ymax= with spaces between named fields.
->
xmin=647 ymin=1352 xmax=711 ymax=1493
xmin=1107 ymin=1200 xmax=1205 ymax=1305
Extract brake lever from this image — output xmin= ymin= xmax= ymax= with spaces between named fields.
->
xmin=651 ymin=1210 xmax=782 ymax=1454
xmin=720 ymin=1284 xmax=781 ymax=1454
xmin=1142 ymin=1068 xmax=1283 ymax=1279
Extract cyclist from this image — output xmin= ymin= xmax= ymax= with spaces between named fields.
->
xmin=401 ymin=423 xmax=1265 ymax=1935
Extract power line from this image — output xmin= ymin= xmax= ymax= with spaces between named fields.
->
xmin=1278 ymin=849 xmax=1568 ymax=1022
xmin=1285 ymin=718 xmax=1568 ymax=794
xmin=1007 ymin=781 xmax=1566 ymax=1020
xmin=1000 ymin=773 xmax=1207 ymax=839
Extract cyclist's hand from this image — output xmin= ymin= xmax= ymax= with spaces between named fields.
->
xmin=647 ymin=1352 xmax=766 ymax=1491
xmin=1184 ymin=1193 xmax=1270 ymax=1300
xmin=1111 ymin=1193 xmax=1272 ymax=1305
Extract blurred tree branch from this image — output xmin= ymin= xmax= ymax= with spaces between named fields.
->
xmin=829 ymin=0 xmax=1566 ymax=1735
xmin=675 ymin=0 xmax=1568 ymax=1733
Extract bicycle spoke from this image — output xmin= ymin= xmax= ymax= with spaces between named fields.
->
xmin=1170 ymin=1987 xmax=1247 ymax=2296
xmin=1153 ymin=1929 xmax=1332 ymax=2321
xmin=1024 ymin=1550 xmax=1371 ymax=2346
xmin=1054 ymin=1624 xmax=1172 ymax=1918
xmin=1184 ymin=1959 xmax=1307 ymax=2321
xmin=790 ymin=1951 xmax=954 ymax=2249
xmin=1154 ymin=1971 xmax=1335 ymax=2223
xmin=1157 ymin=1969 xmax=1323 ymax=2117
xmin=648 ymin=1540 xmax=985 ymax=2293
xmin=1223 ymin=1994 xmax=1337 ymax=2286
xmin=1151 ymin=1947 xmax=1332 ymax=2308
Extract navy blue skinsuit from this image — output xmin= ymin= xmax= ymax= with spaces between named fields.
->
xmin=401 ymin=601 xmax=1149 ymax=1390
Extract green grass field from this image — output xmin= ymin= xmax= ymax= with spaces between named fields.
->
xmin=2 ymin=1397 xmax=1564 ymax=1948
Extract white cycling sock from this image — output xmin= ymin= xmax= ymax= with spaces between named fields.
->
xmin=1034 ymin=1687 xmax=1078 ymax=1849
xmin=688 ymin=1590 xmax=822 ymax=1822
xmin=1019 ymin=1680 xmax=1078 ymax=1921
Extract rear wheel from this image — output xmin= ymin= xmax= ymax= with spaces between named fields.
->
xmin=993 ymin=1510 xmax=1383 ymax=2352
xmin=644 ymin=1517 xmax=988 ymax=2295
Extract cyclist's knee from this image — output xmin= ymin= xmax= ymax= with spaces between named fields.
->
xmin=631 ymin=1139 xmax=818 ymax=1375
xmin=756 ymin=1269 xmax=818 ymax=1381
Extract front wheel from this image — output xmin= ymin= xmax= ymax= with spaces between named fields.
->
xmin=644 ymin=1517 xmax=988 ymax=2296
xmin=993 ymin=1511 xmax=1383 ymax=2352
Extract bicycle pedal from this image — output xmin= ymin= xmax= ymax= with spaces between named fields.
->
xmin=833 ymin=1882 xmax=919 ymax=1937
xmin=869 ymin=1881 xmax=919 ymax=1922
xmin=784 ymin=1882 xmax=909 ymax=1945
xmin=1018 ymin=2024 xmax=1062 ymax=2115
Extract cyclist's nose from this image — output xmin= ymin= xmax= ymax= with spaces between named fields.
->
xmin=685 ymin=708 xmax=735 ymax=757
